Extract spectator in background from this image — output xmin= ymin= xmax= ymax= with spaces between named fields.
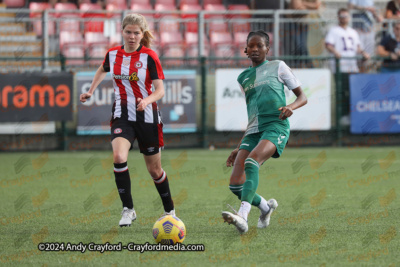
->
xmin=377 ymin=22 xmax=400 ymax=72
xmin=325 ymin=8 xmax=369 ymax=126
xmin=287 ymin=0 xmax=321 ymax=67
xmin=385 ymin=0 xmax=400 ymax=19
xmin=348 ymin=0 xmax=382 ymax=58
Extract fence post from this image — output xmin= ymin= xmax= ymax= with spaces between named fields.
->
xmin=42 ymin=10 xmax=49 ymax=71
xmin=335 ymin=58 xmax=342 ymax=146
xmin=273 ymin=11 xmax=280 ymax=57
xmin=200 ymin=56 xmax=207 ymax=148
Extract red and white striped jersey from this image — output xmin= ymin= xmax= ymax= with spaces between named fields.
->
xmin=103 ymin=45 xmax=165 ymax=123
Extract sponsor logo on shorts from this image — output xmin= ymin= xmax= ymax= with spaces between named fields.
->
xmin=114 ymin=128 xmax=122 ymax=134
xmin=147 ymin=147 xmax=155 ymax=153
xmin=241 ymin=143 xmax=249 ymax=146
xmin=135 ymin=61 xmax=143 ymax=69
xmin=278 ymin=135 xmax=286 ymax=144
xmin=113 ymin=72 xmax=139 ymax=81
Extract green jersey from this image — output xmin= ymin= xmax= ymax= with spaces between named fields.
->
xmin=237 ymin=60 xmax=301 ymax=136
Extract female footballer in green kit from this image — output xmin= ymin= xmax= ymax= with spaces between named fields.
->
xmin=222 ymin=30 xmax=307 ymax=234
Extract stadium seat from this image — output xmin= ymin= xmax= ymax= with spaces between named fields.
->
xmin=214 ymin=46 xmax=235 ymax=65
xmin=29 ymin=2 xmax=55 ymax=36
xmin=80 ymin=3 xmax=105 ymax=32
xmin=109 ymin=33 xmax=122 ymax=47
xmin=233 ymin=32 xmax=248 ymax=47
xmin=88 ymin=44 xmax=109 ymax=65
xmin=180 ymin=0 xmax=199 ymax=4
xmin=205 ymin=4 xmax=227 ymax=33
xmin=228 ymin=4 xmax=251 ymax=33
xmin=106 ymin=3 xmax=125 ymax=12
xmin=59 ymin=31 xmax=84 ymax=50
xmin=106 ymin=0 xmax=126 ymax=9
xmin=63 ymin=44 xmax=85 ymax=65
xmin=163 ymin=46 xmax=185 ymax=66
xmin=155 ymin=0 xmax=175 ymax=6
xmin=210 ymin=31 xmax=232 ymax=47
xmin=85 ymin=32 xmax=109 ymax=47
xmin=203 ymin=0 xmax=222 ymax=7
xmin=54 ymin=3 xmax=77 ymax=15
xmin=160 ymin=31 xmax=183 ymax=48
xmin=131 ymin=0 xmax=151 ymax=5
xmin=4 ymin=0 xmax=25 ymax=8
xmin=158 ymin=13 xmax=180 ymax=32
xmin=180 ymin=4 xmax=201 ymax=32
xmin=131 ymin=3 xmax=153 ymax=11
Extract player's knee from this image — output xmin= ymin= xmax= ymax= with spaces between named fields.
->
xmin=148 ymin=167 xmax=163 ymax=179
xmin=113 ymin=153 xmax=127 ymax=164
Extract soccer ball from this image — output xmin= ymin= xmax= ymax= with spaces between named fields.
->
xmin=152 ymin=215 xmax=186 ymax=244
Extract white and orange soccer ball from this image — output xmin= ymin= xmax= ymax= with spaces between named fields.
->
xmin=152 ymin=215 xmax=186 ymax=244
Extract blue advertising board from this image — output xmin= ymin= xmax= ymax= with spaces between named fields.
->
xmin=350 ymin=73 xmax=400 ymax=134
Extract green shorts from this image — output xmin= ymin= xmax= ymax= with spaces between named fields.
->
xmin=239 ymin=127 xmax=290 ymax=158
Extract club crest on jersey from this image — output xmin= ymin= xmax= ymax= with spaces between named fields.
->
xmin=122 ymin=59 xmax=130 ymax=66
xmin=114 ymin=128 xmax=122 ymax=134
xmin=113 ymin=72 xmax=139 ymax=81
xmin=134 ymin=61 xmax=143 ymax=69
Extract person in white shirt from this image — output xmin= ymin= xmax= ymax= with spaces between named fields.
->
xmin=325 ymin=8 xmax=370 ymax=126
xmin=325 ymin=8 xmax=370 ymax=73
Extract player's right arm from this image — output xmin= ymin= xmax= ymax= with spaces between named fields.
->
xmin=80 ymin=64 xmax=107 ymax=103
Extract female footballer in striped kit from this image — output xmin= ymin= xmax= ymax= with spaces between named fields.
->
xmin=222 ymin=30 xmax=308 ymax=234
xmin=80 ymin=14 xmax=174 ymax=227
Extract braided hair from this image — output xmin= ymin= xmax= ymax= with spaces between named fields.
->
xmin=244 ymin=30 xmax=270 ymax=56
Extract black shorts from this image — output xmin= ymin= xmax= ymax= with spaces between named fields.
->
xmin=110 ymin=118 xmax=164 ymax=156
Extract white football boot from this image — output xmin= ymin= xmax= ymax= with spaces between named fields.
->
xmin=222 ymin=205 xmax=248 ymax=234
xmin=119 ymin=207 xmax=136 ymax=227
xmin=163 ymin=209 xmax=176 ymax=216
xmin=257 ymin=199 xmax=278 ymax=228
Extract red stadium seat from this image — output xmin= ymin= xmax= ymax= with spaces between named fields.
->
xmin=54 ymin=3 xmax=77 ymax=15
xmin=131 ymin=3 xmax=153 ymax=11
xmin=131 ymin=0 xmax=151 ymax=5
xmin=106 ymin=3 xmax=125 ymax=13
xmin=29 ymin=2 xmax=55 ymax=36
xmin=203 ymin=0 xmax=222 ymax=5
xmin=60 ymin=31 xmax=84 ymax=50
xmin=29 ymin=2 xmax=51 ymax=17
xmin=228 ymin=5 xmax=250 ymax=33
xmin=109 ymin=33 xmax=122 ymax=47
xmin=80 ymin=3 xmax=105 ymax=33
xmin=85 ymin=32 xmax=109 ymax=47
xmin=155 ymin=0 xmax=175 ymax=5
xmin=233 ymin=32 xmax=248 ymax=47
xmin=106 ymin=0 xmax=126 ymax=9
xmin=155 ymin=3 xmax=176 ymax=19
xmin=180 ymin=0 xmax=199 ymax=5
xmin=63 ymin=44 xmax=85 ymax=65
xmin=158 ymin=14 xmax=180 ymax=32
xmin=88 ymin=44 xmax=109 ymax=65
xmin=210 ymin=31 xmax=232 ymax=47
xmin=163 ymin=46 xmax=185 ymax=66
xmin=160 ymin=31 xmax=183 ymax=48
xmin=205 ymin=4 xmax=227 ymax=33
xmin=58 ymin=14 xmax=80 ymax=32
xmin=214 ymin=46 xmax=235 ymax=65
xmin=181 ymin=4 xmax=201 ymax=32
xmin=4 ymin=0 xmax=25 ymax=8
xmin=185 ymin=32 xmax=210 ymax=61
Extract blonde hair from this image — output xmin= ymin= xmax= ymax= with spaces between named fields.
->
xmin=122 ymin=13 xmax=154 ymax=48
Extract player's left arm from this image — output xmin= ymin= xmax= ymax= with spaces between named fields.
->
xmin=277 ymin=61 xmax=307 ymax=120
xmin=279 ymin=87 xmax=307 ymax=120
xmin=137 ymin=79 xmax=165 ymax=111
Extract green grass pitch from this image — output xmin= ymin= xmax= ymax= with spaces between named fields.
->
xmin=0 ymin=147 xmax=399 ymax=266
